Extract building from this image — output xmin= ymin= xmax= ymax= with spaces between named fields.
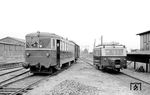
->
xmin=137 ymin=30 xmax=150 ymax=51
xmin=127 ymin=30 xmax=150 ymax=72
xmin=0 ymin=37 xmax=25 ymax=63
xmin=0 ymin=36 xmax=25 ymax=46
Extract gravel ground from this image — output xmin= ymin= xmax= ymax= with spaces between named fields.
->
xmin=24 ymin=60 xmax=139 ymax=95
xmin=50 ymin=80 xmax=99 ymax=95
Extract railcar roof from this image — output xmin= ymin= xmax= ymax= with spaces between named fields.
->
xmin=26 ymin=32 xmax=61 ymax=38
xmin=26 ymin=32 xmax=76 ymax=45
xmin=94 ymin=44 xmax=125 ymax=49
xmin=96 ymin=44 xmax=125 ymax=47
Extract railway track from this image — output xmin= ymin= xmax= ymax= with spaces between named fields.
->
xmin=0 ymin=70 xmax=30 ymax=87
xmin=0 ymin=61 xmax=75 ymax=95
xmin=0 ymin=69 xmax=30 ymax=95
xmin=0 ymin=68 xmax=24 ymax=77
xmin=0 ymin=62 xmax=24 ymax=71
xmin=80 ymin=57 xmax=150 ymax=86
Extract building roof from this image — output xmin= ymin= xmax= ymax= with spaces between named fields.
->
xmin=0 ymin=36 xmax=25 ymax=46
xmin=137 ymin=30 xmax=150 ymax=35
xmin=0 ymin=40 xmax=22 ymax=46
xmin=7 ymin=36 xmax=25 ymax=43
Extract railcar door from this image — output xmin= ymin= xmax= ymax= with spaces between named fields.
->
xmin=75 ymin=45 xmax=77 ymax=60
xmin=56 ymin=39 xmax=60 ymax=70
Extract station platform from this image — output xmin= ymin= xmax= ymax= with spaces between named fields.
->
xmin=122 ymin=68 xmax=150 ymax=83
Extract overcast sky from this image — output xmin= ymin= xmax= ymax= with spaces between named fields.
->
xmin=0 ymin=0 xmax=150 ymax=51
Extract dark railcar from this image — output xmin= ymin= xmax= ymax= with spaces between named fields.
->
xmin=23 ymin=32 xmax=80 ymax=74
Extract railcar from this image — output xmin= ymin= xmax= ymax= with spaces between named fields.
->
xmin=93 ymin=43 xmax=127 ymax=72
xmin=23 ymin=32 xmax=80 ymax=74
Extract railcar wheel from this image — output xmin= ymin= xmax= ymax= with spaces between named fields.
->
xmin=22 ymin=63 xmax=29 ymax=69
xmin=116 ymin=68 xmax=120 ymax=72
xmin=68 ymin=62 xmax=71 ymax=66
xmin=48 ymin=67 xmax=55 ymax=74
xmin=55 ymin=65 xmax=61 ymax=70
xmin=98 ymin=65 xmax=102 ymax=70
xmin=100 ymin=65 xmax=104 ymax=70
xmin=95 ymin=65 xmax=99 ymax=70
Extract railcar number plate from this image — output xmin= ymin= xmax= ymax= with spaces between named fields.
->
xmin=115 ymin=65 xmax=120 ymax=68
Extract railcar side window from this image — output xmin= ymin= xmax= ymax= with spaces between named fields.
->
xmin=63 ymin=41 xmax=65 ymax=51
xmin=53 ymin=39 xmax=55 ymax=49
xmin=51 ymin=38 xmax=56 ymax=49
xmin=64 ymin=42 xmax=66 ymax=51
xmin=48 ymin=38 xmax=51 ymax=48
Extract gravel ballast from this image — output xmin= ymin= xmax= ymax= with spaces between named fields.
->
xmin=24 ymin=60 xmax=141 ymax=95
xmin=50 ymin=80 xmax=99 ymax=95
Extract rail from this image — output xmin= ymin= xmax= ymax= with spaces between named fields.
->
xmin=0 ymin=68 xmax=24 ymax=77
xmin=0 ymin=60 xmax=76 ymax=95
xmin=0 ymin=62 xmax=24 ymax=71
xmin=0 ymin=70 xmax=30 ymax=87
xmin=81 ymin=57 xmax=150 ymax=86
xmin=11 ymin=63 xmax=74 ymax=95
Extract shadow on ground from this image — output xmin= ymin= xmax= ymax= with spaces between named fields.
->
xmin=99 ymin=69 xmax=122 ymax=75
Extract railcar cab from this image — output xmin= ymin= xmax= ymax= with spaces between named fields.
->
xmin=93 ymin=43 xmax=127 ymax=72
xmin=23 ymin=31 xmax=78 ymax=74
xmin=23 ymin=32 xmax=60 ymax=72
xmin=25 ymin=32 xmax=58 ymax=49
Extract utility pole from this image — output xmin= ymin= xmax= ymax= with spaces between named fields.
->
xmin=94 ymin=39 xmax=96 ymax=48
xmin=101 ymin=35 xmax=103 ymax=45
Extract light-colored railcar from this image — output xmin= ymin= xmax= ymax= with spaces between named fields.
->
xmin=93 ymin=43 xmax=127 ymax=72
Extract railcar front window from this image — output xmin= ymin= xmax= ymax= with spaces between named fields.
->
xmin=105 ymin=49 xmax=124 ymax=56
xmin=26 ymin=37 xmax=39 ymax=48
xmin=26 ymin=37 xmax=51 ymax=48
xmin=39 ymin=38 xmax=51 ymax=48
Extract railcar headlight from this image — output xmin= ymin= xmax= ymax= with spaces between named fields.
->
xmin=26 ymin=53 xmax=30 ymax=57
xmin=39 ymin=45 xmax=42 ymax=48
xmin=46 ymin=53 xmax=50 ymax=57
xmin=123 ymin=58 xmax=126 ymax=61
